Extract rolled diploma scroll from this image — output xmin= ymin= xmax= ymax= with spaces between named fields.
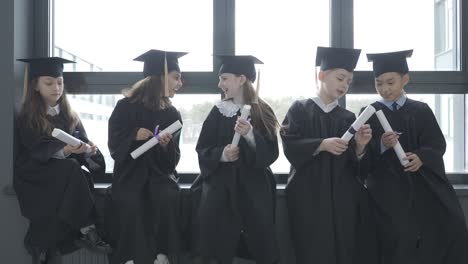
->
xmin=341 ymin=105 xmax=376 ymax=142
xmin=52 ymin=128 xmax=92 ymax=153
xmin=231 ymin=105 xmax=251 ymax=147
xmin=130 ymin=120 xmax=183 ymax=159
xmin=375 ymin=110 xmax=409 ymax=166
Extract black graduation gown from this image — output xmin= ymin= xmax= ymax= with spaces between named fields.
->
xmin=191 ymin=105 xmax=279 ymax=264
xmin=280 ymin=99 xmax=378 ymax=264
xmin=107 ymin=98 xmax=183 ymax=264
xmin=362 ymin=99 xmax=468 ymax=264
xmin=14 ymin=112 xmax=105 ymax=253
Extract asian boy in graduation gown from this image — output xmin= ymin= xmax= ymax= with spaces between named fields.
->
xmin=281 ymin=47 xmax=378 ymax=264
xmin=362 ymin=50 xmax=468 ymax=264
xmin=107 ymin=50 xmax=185 ymax=264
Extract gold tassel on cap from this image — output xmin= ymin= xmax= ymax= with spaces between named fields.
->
xmin=253 ymin=69 xmax=261 ymax=104
xmin=163 ymin=53 xmax=169 ymax=97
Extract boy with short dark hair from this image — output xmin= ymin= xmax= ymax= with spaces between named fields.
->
xmin=362 ymin=50 xmax=468 ymax=264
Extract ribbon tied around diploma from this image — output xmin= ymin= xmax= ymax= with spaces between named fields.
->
xmin=154 ymin=125 xmax=161 ymax=141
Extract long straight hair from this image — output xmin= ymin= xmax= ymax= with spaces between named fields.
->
xmin=19 ymin=77 xmax=79 ymax=135
xmin=241 ymin=80 xmax=279 ymax=140
xmin=124 ymin=75 xmax=171 ymax=111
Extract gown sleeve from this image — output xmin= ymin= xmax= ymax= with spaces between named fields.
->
xmin=412 ymin=103 xmax=447 ymax=181
xmin=145 ymin=108 xmax=182 ymax=175
xmin=356 ymin=105 xmax=381 ymax=181
xmin=17 ymin=118 xmax=66 ymax=163
xmin=280 ymin=101 xmax=324 ymax=169
xmin=108 ymin=99 xmax=139 ymax=164
xmin=240 ymin=117 xmax=279 ymax=169
xmin=73 ymin=120 xmax=106 ymax=175
xmin=196 ymin=107 xmax=226 ymax=179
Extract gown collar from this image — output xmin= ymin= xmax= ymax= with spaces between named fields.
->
xmin=311 ymin=96 xmax=338 ymax=113
xmin=216 ymin=100 xmax=243 ymax=117
xmin=379 ymin=93 xmax=407 ymax=111
xmin=47 ymin=104 xmax=60 ymax=116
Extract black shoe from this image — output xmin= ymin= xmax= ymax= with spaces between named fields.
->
xmin=31 ymin=251 xmax=47 ymax=264
xmin=30 ymin=247 xmax=61 ymax=264
xmin=46 ymin=249 xmax=62 ymax=264
xmin=74 ymin=228 xmax=113 ymax=254
xmin=30 ymin=247 xmax=47 ymax=264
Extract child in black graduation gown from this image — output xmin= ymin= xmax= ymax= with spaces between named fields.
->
xmin=362 ymin=50 xmax=468 ymax=264
xmin=280 ymin=47 xmax=378 ymax=264
xmin=14 ymin=57 xmax=112 ymax=264
xmin=191 ymin=55 xmax=280 ymax=264
xmin=107 ymin=50 xmax=186 ymax=264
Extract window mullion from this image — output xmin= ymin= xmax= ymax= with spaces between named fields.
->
xmin=35 ymin=0 xmax=51 ymax=56
xmin=330 ymin=0 xmax=353 ymax=48
xmin=213 ymin=0 xmax=235 ymax=65
xmin=460 ymin=0 xmax=468 ymax=72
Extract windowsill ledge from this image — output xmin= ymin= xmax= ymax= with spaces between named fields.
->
xmin=4 ymin=183 xmax=468 ymax=197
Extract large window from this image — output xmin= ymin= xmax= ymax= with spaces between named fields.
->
xmin=354 ymin=0 xmax=459 ymax=71
xmin=51 ymin=0 xmax=468 ymax=177
xmin=54 ymin=0 xmax=213 ymax=72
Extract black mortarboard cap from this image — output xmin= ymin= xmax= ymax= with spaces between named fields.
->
xmin=367 ymin=50 xmax=413 ymax=77
xmin=134 ymin=49 xmax=187 ymax=77
xmin=17 ymin=57 xmax=75 ymax=80
xmin=217 ymin=55 xmax=263 ymax=82
xmin=315 ymin=46 xmax=361 ymax=72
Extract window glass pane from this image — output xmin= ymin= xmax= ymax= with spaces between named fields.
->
xmin=261 ymin=97 xmax=307 ymax=174
xmin=354 ymin=0 xmax=459 ymax=71
xmin=346 ymin=94 xmax=466 ymax=173
xmin=68 ymin=94 xmax=220 ymax=173
xmin=171 ymin=94 xmax=220 ymax=173
xmin=236 ymin=0 xmax=330 ymax=174
xmin=54 ymin=0 xmax=213 ymax=72
xmin=236 ymin=0 xmax=330 ymax=99
xmin=69 ymin=94 xmax=122 ymax=172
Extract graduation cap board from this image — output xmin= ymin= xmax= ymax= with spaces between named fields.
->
xmin=315 ymin=46 xmax=361 ymax=72
xmin=134 ymin=49 xmax=187 ymax=77
xmin=216 ymin=55 xmax=263 ymax=103
xmin=216 ymin=55 xmax=263 ymax=82
xmin=17 ymin=57 xmax=75 ymax=80
xmin=134 ymin=49 xmax=188 ymax=96
xmin=366 ymin=49 xmax=413 ymax=77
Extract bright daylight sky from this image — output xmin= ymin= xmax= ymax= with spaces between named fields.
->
xmin=55 ymin=0 xmax=440 ymax=99
xmin=56 ymin=0 xmax=463 ymax=173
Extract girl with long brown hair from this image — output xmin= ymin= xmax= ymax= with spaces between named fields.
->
xmin=107 ymin=49 xmax=186 ymax=264
xmin=191 ymin=55 xmax=280 ymax=264
xmin=14 ymin=57 xmax=111 ymax=264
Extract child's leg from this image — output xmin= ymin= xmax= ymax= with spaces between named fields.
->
xmin=45 ymin=248 xmax=62 ymax=264
xmin=238 ymin=184 xmax=279 ymax=264
xmin=148 ymin=178 xmax=182 ymax=255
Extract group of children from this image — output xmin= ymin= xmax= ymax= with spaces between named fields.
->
xmin=13 ymin=47 xmax=468 ymax=264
